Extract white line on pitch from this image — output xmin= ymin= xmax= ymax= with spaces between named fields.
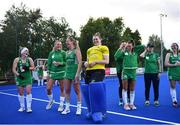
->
xmin=0 ymin=91 xmax=179 ymax=125
xmin=0 ymin=85 xmax=46 ymax=92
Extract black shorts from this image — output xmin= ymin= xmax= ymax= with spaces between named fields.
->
xmin=85 ymin=69 xmax=105 ymax=84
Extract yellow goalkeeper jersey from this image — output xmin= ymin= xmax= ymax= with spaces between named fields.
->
xmin=87 ymin=45 xmax=109 ymax=70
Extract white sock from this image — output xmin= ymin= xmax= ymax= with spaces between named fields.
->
xmin=170 ymin=88 xmax=177 ymax=102
xmin=18 ymin=95 xmax=25 ymax=108
xmin=130 ymin=91 xmax=135 ymax=105
xmin=65 ymin=102 xmax=70 ymax=110
xmin=122 ymin=89 xmax=128 ymax=105
xmin=60 ymin=96 xmax=65 ymax=106
xmin=41 ymin=79 xmax=44 ymax=85
xmin=26 ymin=94 xmax=32 ymax=108
xmin=38 ymin=80 xmax=40 ymax=86
xmin=48 ymin=94 xmax=53 ymax=102
xmin=77 ymin=101 xmax=82 ymax=108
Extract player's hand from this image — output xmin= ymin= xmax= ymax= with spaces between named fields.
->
xmin=53 ymin=61 xmax=60 ymax=66
xmin=84 ymin=61 xmax=89 ymax=68
xmin=144 ymin=47 xmax=147 ymax=52
xmin=120 ymin=42 xmax=126 ymax=49
xmin=18 ymin=74 xmax=25 ymax=80
xmin=76 ymin=40 xmax=79 ymax=45
xmin=89 ymin=62 xmax=96 ymax=67
xmin=75 ymin=75 xmax=80 ymax=84
xmin=177 ymin=61 xmax=180 ymax=66
xmin=174 ymin=61 xmax=180 ymax=66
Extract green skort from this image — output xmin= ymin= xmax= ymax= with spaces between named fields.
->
xmin=122 ymin=69 xmax=136 ymax=80
xmin=49 ymin=71 xmax=65 ymax=80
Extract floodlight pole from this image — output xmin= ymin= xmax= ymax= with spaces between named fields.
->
xmin=160 ymin=13 xmax=167 ymax=72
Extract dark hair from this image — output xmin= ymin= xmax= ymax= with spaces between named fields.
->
xmin=172 ymin=43 xmax=179 ymax=49
xmin=171 ymin=43 xmax=179 ymax=55
xmin=128 ymin=39 xmax=135 ymax=47
xmin=147 ymin=43 xmax=154 ymax=48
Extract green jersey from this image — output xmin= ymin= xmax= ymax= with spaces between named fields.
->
xmin=16 ymin=58 xmax=32 ymax=86
xmin=65 ymin=49 xmax=78 ymax=80
xmin=47 ymin=50 xmax=66 ymax=80
xmin=119 ymin=45 xmax=145 ymax=70
xmin=144 ymin=52 xmax=160 ymax=73
xmin=119 ymin=45 xmax=144 ymax=80
xmin=114 ymin=49 xmax=123 ymax=73
xmin=168 ymin=53 xmax=180 ymax=80
xmin=47 ymin=50 xmax=66 ymax=72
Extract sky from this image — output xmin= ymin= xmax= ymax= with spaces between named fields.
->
xmin=0 ymin=0 xmax=180 ymax=48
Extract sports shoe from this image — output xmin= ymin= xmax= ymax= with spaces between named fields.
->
xmin=145 ymin=100 xmax=150 ymax=106
xmin=27 ymin=107 xmax=32 ymax=113
xmin=129 ymin=104 xmax=137 ymax=110
xmin=18 ymin=107 xmax=25 ymax=112
xmin=76 ymin=107 xmax=82 ymax=115
xmin=58 ymin=105 xmax=64 ymax=112
xmin=46 ymin=100 xmax=55 ymax=110
xmin=172 ymin=101 xmax=178 ymax=107
xmin=119 ymin=99 xmax=123 ymax=106
xmin=61 ymin=108 xmax=70 ymax=114
xmin=154 ymin=101 xmax=159 ymax=106
xmin=124 ymin=104 xmax=131 ymax=110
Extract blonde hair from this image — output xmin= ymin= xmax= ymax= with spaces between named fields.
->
xmin=67 ymin=36 xmax=78 ymax=48
xmin=93 ymin=32 xmax=102 ymax=40
xmin=54 ymin=40 xmax=62 ymax=46
xmin=53 ymin=40 xmax=62 ymax=50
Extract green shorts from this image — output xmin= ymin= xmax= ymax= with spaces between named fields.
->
xmin=16 ymin=77 xmax=32 ymax=87
xmin=168 ymin=74 xmax=180 ymax=81
xmin=65 ymin=71 xmax=76 ymax=80
xmin=65 ymin=66 xmax=78 ymax=80
xmin=49 ymin=71 xmax=65 ymax=80
xmin=122 ymin=69 xmax=136 ymax=80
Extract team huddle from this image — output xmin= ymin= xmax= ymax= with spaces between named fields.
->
xmin=12 ymin=32 xmax=180 ymax=122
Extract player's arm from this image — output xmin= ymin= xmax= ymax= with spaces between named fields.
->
xmin=84 ymin=50 xmax=89 ymax=68
xmin=75 ymin=48 xmax=82 ymax=77
xmin=95 ymin=54 xmax=109 ymax=65
xmin=12 ymin=58 xmax=19 ymax=76
xmin=134 ymin=45 xmax=145 ymax=55
xmin=29 ymin=57 xmax=35 ymax=70
xmin=47 ymin=52 xmax=53 ymax=71
xmin=114 ymin=42 xmax=126 ymax=61
xmin=165 ymin=53 xmax=178 ymax=67
xmin=94 ymin=46 xmax=109 ymax=65
xmin=140 ymin=48 xmax=147 ymax=58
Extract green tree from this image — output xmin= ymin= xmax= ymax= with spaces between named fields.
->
xmin=122 ymin=27 xmax=142 ymax=45
xmin=0 ymin=4 xmax=75 ymax=74
xmin=0 ymin=4 xmax=43 ymax=72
